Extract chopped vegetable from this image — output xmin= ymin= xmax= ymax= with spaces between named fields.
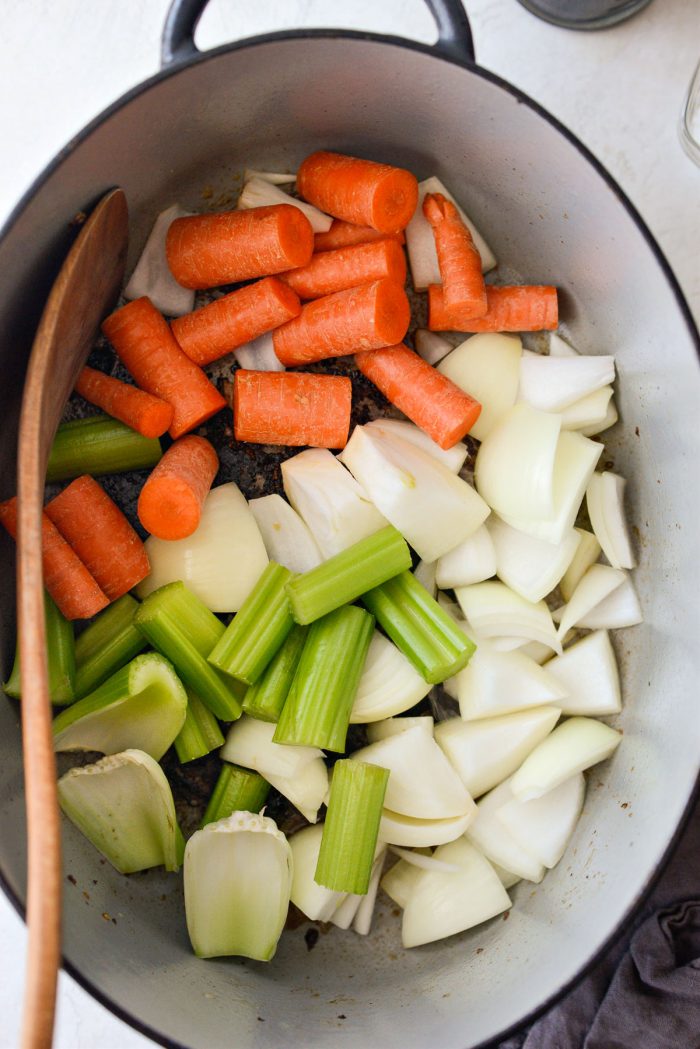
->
xmin=297 ymin=151 xmax=418 ymax=233
xmin=363 ymin=569 xmax=476 ymax=684
xmin=560 ymin=528 xmax=601 ymax=602
xmin=510 ymin=717 xmax=622 ymax=801
xmin=46 ymin=475 xmax=150 ymax=601
xmin=58 ymin=749 xmax=184 ymax=873
xmin=209 ymin=562 xmax=295 ymax=685
xmin=364 ymin=417 xmax=468 ymax=473
xmin=488 ymin=516 xmax=581 ymax=604
xmin=356 ymin=344 xmax=481 ymax=449
xmin=273 ymin=605 xmax=374 ymax=751
xmin=238 ymin=176 xmax=332 ymax=232
xmin=285 ymin=525 xmax=411 ymax=624
xmin=351 ymin=850 xmax=386 ymax=935
xmin=454 ymin=581 xmax=561 ymax=653
xmin=102 ymin=297 xmax=226 ymax=439
xmin=249 ymin=494 xmax=322 ymax=574
xmin=53 ymin=651 xmax=187 ymax=760
xmin=138 ymin=483 xmax=269 ymax=613
xmin=124 ymin=204 xmax=196 ymax=316
xmin=366 ymin=715 xmax=434 ymax=743
xmin=0 ymin=499 xmax=108 ymax=621
xmin=234 ymin=331 xmax=285 ymax=372
xmin=496 ymin=773 xmax=585 ymax=868
xmin=201 ymin=764 xmax=270 ymax=827
xmin=233 ymin=370 xmax=352 ymax=449
xmin=340 ymin=425 xmax=489 ymax=562
xmin=290 ymin=824 xmax=345 ymax=921
xmin=586 ymin=471 xmax=636 ymax=570
xmin=316 ymin=760 xmax=389 ymax=893
xmin=561 ymin=385 xmax=614 ymax=432
xmin=413 ymin=328 xmax=453 ymax=366
xmin=467 ymin=779 xmax=546 ymax=882
xmin=171 ymin=277 xmax=301 ymax=366
xmin=280 ymin=237 xmax=406 ymax=300
xmin=378 ymin=807 xmax=475 ymax=848
xmin=221 ymin=716 xmax=323 ymax=781
xmin=314 ymin=219 xmax=405 ymax=252
xmin=5 ymin=591 xmax=76 ymax=706
xmin=518 ymin=353 xmax=616 ymax=412
xmin=272 ymin=278 xmax=410 ymax=366
xmin=413 ymin=558 xmax=437 ymax=596
xmin=544 ymin=630 xmax=621 ymax=717
xmin=264 ymin=755 xmax=329 ymax=823
xmin=281 ymin=447 xmax=388 ymax=559
xmin=555 ymin=563 xmax=629 ymax=639
xmin=580 ymin=395 xmax=618 ymax=437
xmin=45 ymin=414 xmax=162 ymax=484
xmin=137 ymin=435 xmax=218 ymax=540
xmin=242 ymin=170 xmax=295 ymax=184
xmin=75 ymin=367 xmax=173 ymax=439
xmin=438 ymin=333 xmax=522 ymax=443
xmin=73 ymin=594 xmax=146 ymax=699
xmin=184 ymin=811 xmax=292 ymax=960
xmin=435 ymin=525 xmax=497 ymax=590
xmin=423 ymin=192 xmax=487 ymax=316
xmin=381 ymin=851 xmax=430 ymax=908
xmin=565 ymin=571 xmax=642 ymax=631
xmin=450 ymin=644 xmax=566 ymax=721
xmin=429 ymin=284 xmax=558 ymax=333
xmin=165 ymin=204 xmax=314 ymax=289
xmin=174 ymin=690 xmax=225 ymax=764
xmin=349 ymin=631 xmax=432 ymax=724
xmin=242 ymin=624 xmax=307 ymax=722
xmin=134 ymin=581 xmax=244 ymax=722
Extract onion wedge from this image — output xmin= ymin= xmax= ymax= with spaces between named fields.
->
xmin=496 ymin=773 xmax=585 ymax=868
xmin=561 ymin=386 xmax=614 ymax=431
xmin=554 ymin=563 xmax=628 ymax=638
xmin=586 ymin=471 xmax=636 ymax=570
xmin=365 ymin=417 xmax=468 ymax=474
xmin=238 ymin=176 xmax=332 ymax=232
xmin=560 ymin=528 xmax=601 ymax=602
xmin=451 ymin=645 xmax=566 ymax=720
xmin=488 ymin=516 xmax=581 ymax=604
xmin=414 ymin=328 xmax=453 ymax=366
xmin=575 ymin=573 xmax=643 ymax=630
xmin=377 ymin=807 xmax=475 ymax=848
xmin=235 ymin=330 xmax=285 ymax=372
xmin=466 ymin=780 xmax=546 ymax=882
xmin=349 ymin=632 xmax=432 ymax=724
xmin=367 ymin=716 xmax=434 ymax=743
xmin=435 ymin=525 xmax=497 ymax=589
xmin=439 ymin=334 xmax=522 ymax=442
xmin=249 ymin=493 xmax=322 ymax=573
xmin=518 ymin=354 xmax=615 ymax=412
xmin=221 ymin=716 xmax=323 ymax=780
xmin=455 ymin=581 xmax=561 ymax=653
xmin=510 ymin=717 xmax=622 ymax=801
xmin=124 ymin=204 xmax=195 ymax=317
xmin=290 ymin=824 xmax=346 ymax=921
xmin=544 ymin=630 xmax=621 ymax=717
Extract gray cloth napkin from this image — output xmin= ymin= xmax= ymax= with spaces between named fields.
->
xmin=499 ymin=803 xmax=700 ymax=1049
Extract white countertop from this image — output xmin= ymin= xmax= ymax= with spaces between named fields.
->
xmin=0 ymin=1 xmax=698 ymax=1046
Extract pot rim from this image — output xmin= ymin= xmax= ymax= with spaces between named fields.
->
xmin=1 ymin=26 xmax=698 ymax=1049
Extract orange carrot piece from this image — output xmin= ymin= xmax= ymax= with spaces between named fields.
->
xmin=428 ymin=285 xmax=559 ymax=333
xmin=355 ymin=344 xmax=481 ymax=449
xmin=423 ymin=193 xmax=487 ymax=317
xmin=297 ymin=151 xmax=418 ymax=234
xmin=137 ymin=435 xmax=219 ymax=540
xmin=314 ymin=220 xmax=405 ymax=252
xmin=45 ymin=476 xmax=150 ymax=601
xmin=233 ymin=371 xmax=352 ymax=449
xmin=102 ymin=297 xmax=226 ymax=440
xmin=0 ymin=497 xmax=108 ymax=620
xmin=165 ymin=205 xmax=314 ymax=290
xmin=74 ymin=366 xmax=173 ymax=439
xmin=273 ymin=279 xmax=410 ymax=367
xmin=170 ymin=277 xmax=301 ymax=367
xmin=280 ymin=239 xmax=407 ymax=301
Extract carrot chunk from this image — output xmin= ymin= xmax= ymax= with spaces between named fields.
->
xmin=355 ymin=344 xmax=481 ymax=449
xmin=233 ymin=371 xmax=351 ymax=449
xmin=423 ymin=193 xmax=487 ymax=317
xmin=45 ymin=476 xmax=150 ymax=601
xmin=165 ymin=204 xmax=314 ymax=290
xmin=272 ymin=279 xmax=410 ymax=367
xmin=280 ymin=239 xmax=406 ymax=301
xmin=137 ymin=435 xmax=219 ymax=541
xmin=102 ymin=297 xmax=225 ymax=439
xmin=314 ymin=220 xmax=405 ymax=252
xmin=0 ymin=497 xmax=108 ymax=620
xmin=74 ymin=367 xmax=173 ymax=439
xmin=170 ymin=277 xmax=301 ymax=367
xmin=297 ymin=151 xmax=418 ymax=234
xmin=428 ymin=284 xmax=559 ymax=333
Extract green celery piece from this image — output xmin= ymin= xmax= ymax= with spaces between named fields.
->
xmin=175 ymin=690 xmax=225 ymax=764
xmin=208 ymin=563 xmax=295 ymax=685
xmin=315 ymin=760 xmax=389 ymax=894
xmin=201 ymin=763 xmax=270 ymax=827
xmin=273 ymin=605 xmax=374 ymax=752
xmin=46 ymin=414 xmax=161 ymax=483
xmin=52 ymin=651 xmax=187 ymax=760
xmin=58 ymin=749 xmax=183 ymax=873
xmin=242 ymin=625 xmax=307 ymax=723
xmin=362 ymin=570 xmax=476 ymax=684
xmin=135 ymin=582 xmax=244 ymax=722
xmin=285 ymin=526 xmax=411 ymax=625
xmin=4 ymin=591 xmax=75 ymax=705
xmin=74 ymin=594 xmax=147 ymax=699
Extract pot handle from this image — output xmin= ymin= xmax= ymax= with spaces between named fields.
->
xmin=161 ymin=0 xmax=474 ymax=68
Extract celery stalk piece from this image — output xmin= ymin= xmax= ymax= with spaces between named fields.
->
xmin=208 ymin=562 xmax=295 ymax=685
xmin=315 ymin=761 xmax=389 ymax=894
xmin=52 ymin=652 xmax=187 ymax=760
xmin=285 ymin=526 xmax=411 ymax=625
xmin=58 ymin=749 xmax=184 ymax=873
xmin=184 ymin=811 xmax=292 ymax=960
xmin=46 ymin=414 xmax=162 ymax=483
xmin=362 ymin=570 xmax=476 ymax=684
xmin=174 ymin=690 xmax=225 ymax=763
xmin=201 ymin=763 xmax=270 ymax=827
xmin=5 ymin=591 xmax=75 ymax=705
xmin=74 ymin=594 xmax=147 ymax=699
xmin=243 ymin=625 xmax=307 ymax=723
xmin=135 ymin=582 xmax=244 ymax=722
xmin=273 ymin=606 xmax=374 ymax=752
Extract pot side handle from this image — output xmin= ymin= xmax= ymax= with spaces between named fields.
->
xmin=161 ymin=0 xmax=475 ymax=68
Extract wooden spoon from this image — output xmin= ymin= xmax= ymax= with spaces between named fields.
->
xmin=17 ymin=188 xmax=128 ymax=1049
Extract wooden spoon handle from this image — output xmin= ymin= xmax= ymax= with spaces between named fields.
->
xmin=18 ymin=189 xmax=128 ymax=1049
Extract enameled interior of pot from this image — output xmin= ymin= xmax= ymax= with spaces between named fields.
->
xmin=0 ymin=37 xmax=697 ymax=1049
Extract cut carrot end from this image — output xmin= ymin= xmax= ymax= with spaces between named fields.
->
xmin=137 ymin=435 xmax=218 ymax=540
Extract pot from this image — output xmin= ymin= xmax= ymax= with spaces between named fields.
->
xmin=0 ymin=2 xmax=698 ymax=1046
